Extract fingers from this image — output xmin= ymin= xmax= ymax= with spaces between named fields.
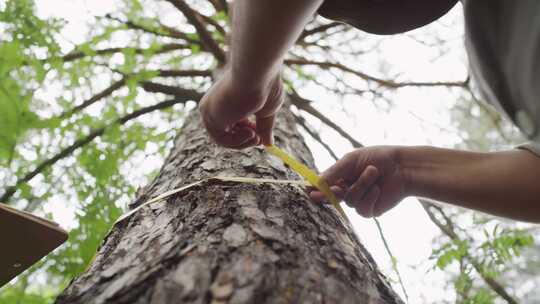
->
xmin=256 ymin=114 xmax=275 ymax=146
xmin=345 ymin=166 xmax=382 ymax=218
xmin=311 ymin=165 xmax=384 ymax=218
xmin=344 ymin=166 xmax=379 ymax=207
xmin=309 ymin=185 xmax=346 ymax=203
xmin=232 ymin=132 xmax=261 ymax=149
xmin=206 ymin=123 xmax=259 ymax=149
xmin=236 ymin=119 xmax=257 ymax=130
xmin=309 ymin=183 xmax=381 ymax=218
xmin=355 ymin=185 xmax=380 ymax=218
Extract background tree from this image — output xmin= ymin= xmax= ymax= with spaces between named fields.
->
xmin=0 ymin=0 xmax=537 ymax=303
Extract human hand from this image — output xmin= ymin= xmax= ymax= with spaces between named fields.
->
xmin=199 ymin=68 xmax=284 ymax=149
xmin=309 ymin=146 xmax=408 ymax=217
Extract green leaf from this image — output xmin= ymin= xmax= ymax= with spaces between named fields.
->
xmin=79 ymin=43 xmax=97 ymax=56
xmin=463 ymin=289 xmax=495 ymax=304
xmin=431 ymin=240 xmax=469 ymax=270
xmin=190 ymin=44 xmax=201 ymax=54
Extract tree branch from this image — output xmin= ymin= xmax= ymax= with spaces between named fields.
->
xmin=166 ymin=0 xmax=226 ymax=63
xmin=156 ymin=69 xmax=212 ymax=78
xmin=198 ymin=12 xmax=226 ymax=36
xmin=140 ymin=81 xmax=204 ymax=100
xmin=285 ymin=58 xmax=468 ymax=89
xmin=299 ymin=22 xmax=345 ymax=41
xmin=104 ymin=14 xmax=198 ymax=43
xmin=208 ymin=0 xmax=228 ymax=14
xmin=60 ymin=78 xmax=126 ymax=118
xmin=58 ymin=70 xmax=209 ymax=119
xmin=289 ymin=91 xmax=363 ymax=148
xmin=0 ymin=92 xmax=202 ymax=203
xmin=59 ymin=43 xmax=190 ymax=63
xmin=293 ymin=112 xmax=339 ymax=161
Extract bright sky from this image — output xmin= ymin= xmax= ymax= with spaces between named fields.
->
xmin=34 ymin=0 xmax=483 ymax=302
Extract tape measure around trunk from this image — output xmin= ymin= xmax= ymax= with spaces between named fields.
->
xmin=115 ymin=146 xmax=346 ymax=225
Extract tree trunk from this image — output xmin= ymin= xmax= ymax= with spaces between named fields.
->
xmin=56 ymin=106 xmax=403 ymax=304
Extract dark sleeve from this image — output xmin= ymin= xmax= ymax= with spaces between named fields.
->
xmin=464 ymin=0 xmax=540 ymax=141
xmin=317 ymin=0 xmax=457 ymax=35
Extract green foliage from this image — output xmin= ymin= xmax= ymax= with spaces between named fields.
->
xmin=0 ymin=0 xmax=64 ymax=164
xmin=431 ymin=239 xmax=469 ymax=270
xmin=462 ymin=289 xmax=496 ymax=304
xmin=47 ymin=182 xmax=123 ymax=280
xmin=0 ymin=280 xmax=57 ymax=304
xmin=0 ymin=0 xmax=193 ymax=302
xmin=454 ymin=271 xmax=472 ymax=296
xmin=479 ymin=226 xmax=534 ymax=278
xmin=0 ymin=0 xmax=63 ymax=51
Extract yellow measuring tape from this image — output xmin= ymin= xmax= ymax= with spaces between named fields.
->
xmin=265 ymin=145 xmax=345 ymax=218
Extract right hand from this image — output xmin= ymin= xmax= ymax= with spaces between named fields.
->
xmin=310 ymin=146 xmax=409 ymax=218
xmin=199 ymin=68 xmax=284 ymax=149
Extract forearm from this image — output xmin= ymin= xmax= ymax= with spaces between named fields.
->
xmin=399 ymin=146 xmax=540 ymax=222
xmin=230 ymin=0 xmax=323 ymax=88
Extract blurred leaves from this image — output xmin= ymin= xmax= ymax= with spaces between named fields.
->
xmin=0 ymin=0 xmax=187 ymax=302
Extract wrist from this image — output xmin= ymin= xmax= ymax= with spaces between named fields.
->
xmin=229 ymin=62 xmax=280 ymax=93
xmin=395 ymin=145 xmax=435 ymax=198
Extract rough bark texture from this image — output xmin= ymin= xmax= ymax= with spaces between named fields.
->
xmin=56 ymin=106 xmax=403 ymax=304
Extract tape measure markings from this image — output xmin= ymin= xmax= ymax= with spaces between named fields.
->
xmin=266 ymin=145 xmax=346 ymax=218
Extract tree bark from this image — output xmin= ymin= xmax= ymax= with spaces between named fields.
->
xmin=56 ymin=106 xmax=403 ymax=304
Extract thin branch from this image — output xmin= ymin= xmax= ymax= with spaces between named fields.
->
xmin=156 ymin=69 xmax=212 ymax=78
xmin=289 ymin=91 xmax=363 ymax=148
xmin=465 ymin=85 xmax=513 ymax=143
xmin=58 ymin=69 xmax=209 ymax=119
xmin=59 ymin=43 xmax=190 ymax=63
xmin=198 ymin=12 xmax=226 ymax=36
xmin=141 ymin=81 xmax=204 ymax=99
xmin=293 ymin=112 xmax=339 ymax=161
xmin=166 ymin=0 xmax=226 ymax=63
xmin=104 ymin=14 xmax=198 ymax=43
xmin=285 ymin=58 xmax=468 ymax=89
xmin=421 ymin=200 xmax=518 ymax=304
xmin=60 ymin=77 xmax=126 ymax=118
xmin=208 ymin=0 xmax=228 ymax=14
xmin=0 ymin=93 xmax=202 ymax=203
xmin=374 ymin=218 xmax=409 ymax=303
xmin=299 ymin=22 xmax=345 ymax=41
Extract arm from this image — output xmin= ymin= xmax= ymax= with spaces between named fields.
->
xmin=199 ymin=0 xmax=323 ymax=148
xmin=400 ymin=146 xmax=540 ymax=222
xmin=310 ymin=146 xmax=540 ymax=223
xmin=230 ymin=0 xmax=323 ymax=87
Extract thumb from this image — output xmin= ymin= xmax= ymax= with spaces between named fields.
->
xmin=256 ymin=114 xmax=275 ymax=146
